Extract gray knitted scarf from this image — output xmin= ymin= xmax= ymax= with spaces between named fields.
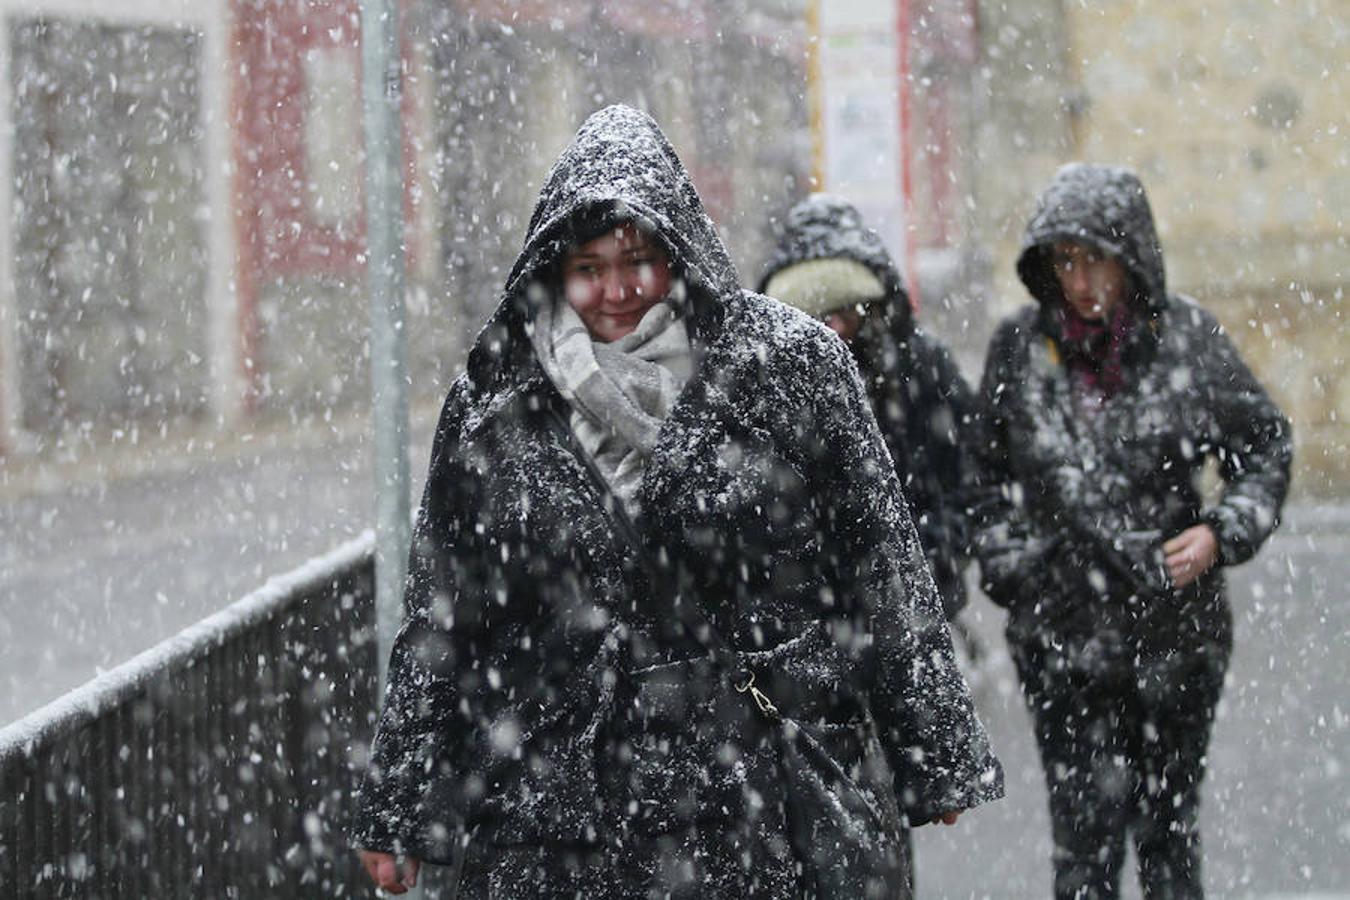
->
xmin=531 ymin=296 xmax=692 ymax=515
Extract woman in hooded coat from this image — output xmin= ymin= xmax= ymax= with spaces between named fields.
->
xmin=351 ymin=105 xmax=1003 ymax=899
xmin=973 ymin=163 xmax=1291 ymax=899
xmin=758 ymin=194 xmax=978 ymax=623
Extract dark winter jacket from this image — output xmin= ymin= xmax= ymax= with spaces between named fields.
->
xmin=351 ymin=106 xmax=1002 ymax=891
xmin=759 ymin=194 xmax=978 ymax=619
xmin=973 ymin=163 xmax=1292 ymax=690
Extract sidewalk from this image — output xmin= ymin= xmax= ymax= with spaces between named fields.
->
xmin=0 ymin=398 xmax=442 ymax=501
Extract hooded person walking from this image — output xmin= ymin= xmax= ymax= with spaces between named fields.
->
xmin=758 ymin=194 xmax=979 ymax=623
xmin=973 ymin=163 xmax=1291 ymax=899
xmin=350 ymin=105 xmax=1003 ymax=898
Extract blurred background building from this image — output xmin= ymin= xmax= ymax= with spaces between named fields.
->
xmin=0 ymin=0 xmax=813 ymax=460
xmin=0 ymin=0 xmax=1343 ymax=493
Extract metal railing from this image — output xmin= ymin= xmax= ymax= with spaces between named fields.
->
xmin=0 ymin=533 xmax=379 ymax=898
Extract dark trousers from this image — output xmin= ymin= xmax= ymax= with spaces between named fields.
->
xmin=1014 ymin=646 xmax=1223 ymax=900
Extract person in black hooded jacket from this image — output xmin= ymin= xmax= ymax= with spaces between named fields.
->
xmin=973 ymin=163 xmax=1291 ymax=899
xmin=351 ymin=106 xmax=1002 ymax=898
xmin=759 ymin=194 xmax=978 ymax=623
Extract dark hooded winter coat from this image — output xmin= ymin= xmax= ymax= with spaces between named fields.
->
xmin=973 ymin=163 xmax=1292 ymax=691
xmin=351 ymin=106 xmax=1002 ymax=896
xmin=758 ymin=195 xmax=978 ymax=619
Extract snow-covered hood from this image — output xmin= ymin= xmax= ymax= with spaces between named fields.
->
xmin=508 ymin=104 xmax=740 ymax=303
xmin=1016 ymin=163 xmax=1167 ymax=321
xmin=463 ymin=105 xmax=741 ymax=392
xmin=757 ymin=193 xmax=911 ymax=328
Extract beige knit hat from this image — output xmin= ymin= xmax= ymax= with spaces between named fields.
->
xmin=762 ymin=258 xmax=887 ymax=318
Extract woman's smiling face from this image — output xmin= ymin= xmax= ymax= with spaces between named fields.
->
xmin=561 ymin=225 xmax=673 ymax=342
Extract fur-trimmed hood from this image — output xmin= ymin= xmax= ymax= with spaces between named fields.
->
xmin=758 ymin=193 xmax=912 ymax=329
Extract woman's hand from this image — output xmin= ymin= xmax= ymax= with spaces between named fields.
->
xmin=931 ymin=810 xmax=962 ymax=826
xmin=359 ymin=850 xmax=420 ymax=894
xmin=1163 ymin=525 xmax=1219 ymax=589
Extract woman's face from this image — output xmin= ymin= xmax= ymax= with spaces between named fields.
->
xmin=561 ymin=225 xmax=673 ymax=342
xmin=821 ymin=304 xmax=866 ymax=343
xmin=1051 ymin=240 xmax=1128 ymax=321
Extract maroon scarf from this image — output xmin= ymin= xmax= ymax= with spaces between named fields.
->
xmin=1058 ymin=300 xmax=1136 ymax=401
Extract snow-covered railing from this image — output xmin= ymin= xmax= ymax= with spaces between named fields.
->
xmin=0 ymin=533 xmax=379 ymax=898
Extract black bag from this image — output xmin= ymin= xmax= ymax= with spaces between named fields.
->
xmin=625 ymin=654 xmax=909 ymax=896
xmin=623 ymin=564 xmax=909 ymax=896
xmin=717 ymin=661 xmax=909 ymax=898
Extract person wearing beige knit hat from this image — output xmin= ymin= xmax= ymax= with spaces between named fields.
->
xmin=762 ymin=255 xmax=887 ymax=342
xmin=760 ymin=194 xmax=979 ymax=625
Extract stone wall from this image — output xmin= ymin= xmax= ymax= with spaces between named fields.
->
xmin=1067 ymin=0 xmax=1346 ymax=495
xmin=956 ymin=0 xmax=1079 ymax=369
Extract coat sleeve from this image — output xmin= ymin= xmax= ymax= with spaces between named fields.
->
xmin=969 ymin=319 xmax=1064 ymax=608
xmin=910 ymin=331 xmax=979 ymax=591
xmin=349 ymin=381 xmax=478 ymax=863
xmin=1194 ymin=311 xmax=1293 ymax=565
xmin=805 ymin=332 xmax=1004 ymax=825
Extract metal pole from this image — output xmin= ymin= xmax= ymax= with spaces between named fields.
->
xmin=805 ymin=0 xmax=826 ymax=190
xmin=359 ymin=0 xmax=411 ymax=693
xmin=360 ymin=11 xmax=454 ymax=893
xmin=361 ymin=3 xmax=424 ymax=893
xmin=896 ymin=0 xmax=921 ymax=310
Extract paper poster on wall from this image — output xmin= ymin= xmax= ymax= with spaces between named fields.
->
xmin=816 ymin=0 xmax=906 ymax=263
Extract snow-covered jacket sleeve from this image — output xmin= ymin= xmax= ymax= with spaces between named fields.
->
xmin=1192 ymin=309 xmax=1293 ymax=565
xmin=350 ymin=382 xmax=476 ymax=863
xmin=969 ymin=319 xmax=1065 ymax=608
xmin=806 ymin=333 xmax=1003 ymax=825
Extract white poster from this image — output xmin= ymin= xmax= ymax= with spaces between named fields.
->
xmin=816 ymin=0 xmax=906 ymax=263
